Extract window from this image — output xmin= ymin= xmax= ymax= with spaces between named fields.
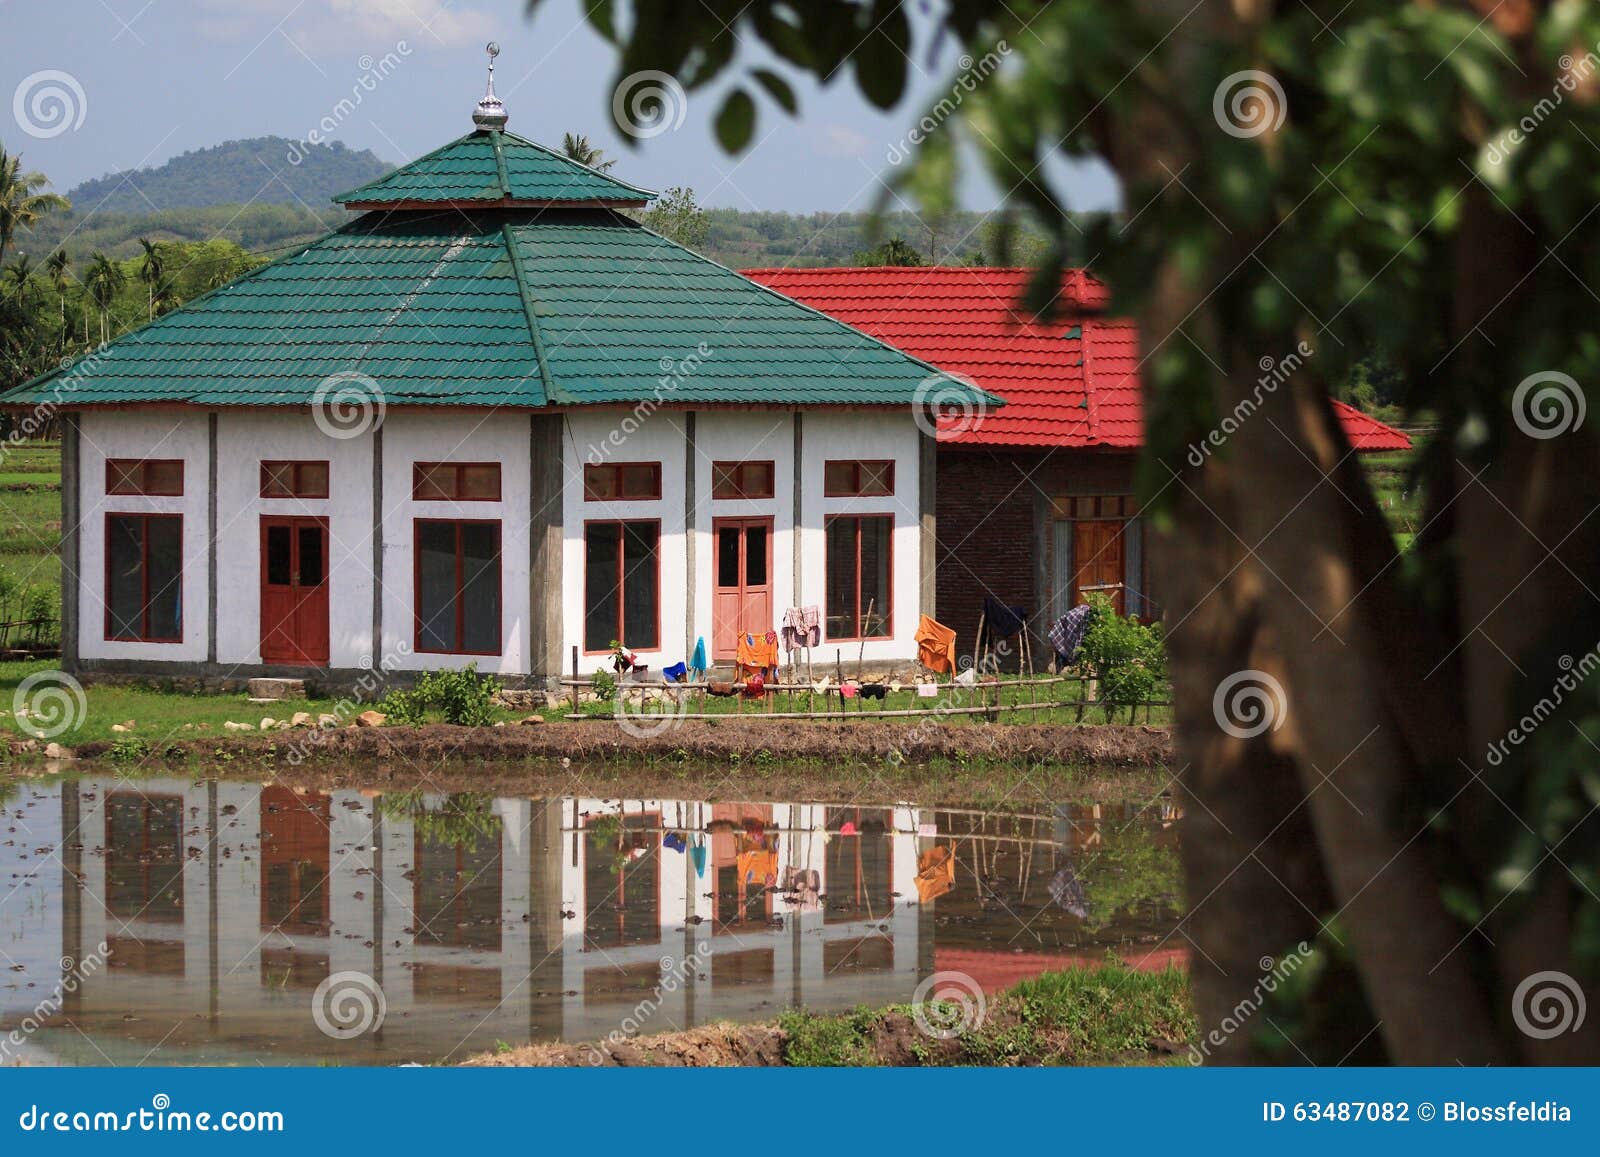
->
xmin=1054 ymin=494 xmax=1136 ymax=519
xmin=584 ymin=520 xmax=660 ymax=652
xmin=712 ymin=460 xmax=775 ymax=500
xmin=414 ymin=520 xmax=501 ymax=654
xmin=823 ymin=459 xmax=894 ymax=497
xmin=260 ymin=460 xmax=330 ymax=499
xmin=825 ymin=514 xmax=892 ymax=640
xmin=106 ymin=514 xmax=182 ymax=642
xmin=105 ymin=459 xmax=183 ymax=496
xmin=413 ymin=462 xmax=501 ymax=502
xmin=584 ymin=462 xmax=661 ymax=501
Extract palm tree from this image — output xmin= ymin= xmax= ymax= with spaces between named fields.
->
xmin=561 ymin=132 xmax=615 ymax=173
xmin=0 ymin=148 xmax=69 ymax=265
xmin=137 ymin=237 xmax=165 ymax=320
xmin=43 ymin=248 xmax=69 ymax=324
xmin=84 ymin=251 xmax=125 ymax=344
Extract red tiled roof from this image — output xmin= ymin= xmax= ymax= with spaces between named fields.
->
xmin=742 ymin=266 xmax=1411 ymax=452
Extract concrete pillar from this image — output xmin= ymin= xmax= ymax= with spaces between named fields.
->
xmin=528 ymin=412 xmax=564 ymax=683
xmin=919 ymin=430 xmax=937 ymax=618
xmin=59 ymin=414 xmax=80 ymax=668
xmin=370 ymin=422 xmax=384 ymax=665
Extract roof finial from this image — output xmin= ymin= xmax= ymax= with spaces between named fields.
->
xmin=472 ymin=41 xmax=508 ymax=130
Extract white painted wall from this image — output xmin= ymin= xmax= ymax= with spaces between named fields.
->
xmin=561 ymin=409 xmax=690 ymax=676
xmin=214 ymin=411 xmax=375 ymax=667
xmin=73 ymin=406 xmax=923 ymax=676
xmin=799 ymin=411 xmax=924 ymax=666
xmin=77 ymin=411 xmax=210 ymax=663
xmin=377 ymin=412 xmax=531 ymax=674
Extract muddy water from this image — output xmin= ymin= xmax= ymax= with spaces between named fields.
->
xmin=0 ymin=775 xmax=1183 ymax=1065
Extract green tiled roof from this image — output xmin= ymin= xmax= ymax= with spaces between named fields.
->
xmin=332 ymin=130 xmax=654 ymax=206
xmin=2 ymin=208 xmax=1000 ymax=412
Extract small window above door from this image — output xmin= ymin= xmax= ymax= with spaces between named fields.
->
xmin=712 ymin=461 xmax=774 ymax=500
xmin=413 ymin=462 xmax=502 ymax=501
xmin=260 ymin=460 xmax=330 ymax=499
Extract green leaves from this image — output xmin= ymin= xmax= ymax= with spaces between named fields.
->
xmin=715 ymin=88 xmax=757 ymax=152
xmin=853 ymin=0 xmax=910 ymax=110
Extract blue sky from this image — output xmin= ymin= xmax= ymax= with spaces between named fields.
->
xmin=1 ymin=0 xmax=1118 ymax=215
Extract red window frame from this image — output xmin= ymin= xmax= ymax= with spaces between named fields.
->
xmin=412 ymin=518 xmax=503 ymax=656
xmin=260 ymin=460 xmax=330 ymax=499
xmin=711 ymin=460 xmax=775 ymax=500
xmin=822 ymin=459 xmax=894 ymax=498
xmin=583 ymin=462 xmax=662 ymax=502
xmin=582 ymin=518 xmax=662 ymax=654
xmin=105 ymin=459 xmax=184 ymax=497
xmin=412 ymin=462 xmax=502 ymax=502
xmin=104 ymin=512 xmax=184 ymax=643
xmin=824 ymin=512 xmax=894 ymax=642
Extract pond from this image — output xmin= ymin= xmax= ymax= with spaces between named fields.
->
xmin=0 ymin=774 xmax=1183 ymax=1065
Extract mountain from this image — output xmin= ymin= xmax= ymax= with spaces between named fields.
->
xmin=65 ymin=136 xmax=388 ymax=214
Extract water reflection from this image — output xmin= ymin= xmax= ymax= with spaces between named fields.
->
xmin=0 ymin=777 xmax=1182 ymax=1065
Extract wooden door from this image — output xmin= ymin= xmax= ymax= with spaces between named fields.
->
xmin=1072 ymin=519 xmax=1126 ymax=615
xmin=260 ymin=516 xmax=330 ymax=665
xmin=712 ymin=517 xmax=773 ymax=660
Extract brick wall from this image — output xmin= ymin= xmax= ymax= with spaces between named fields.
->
xmin=934 ymin=447 xmax=1144 ymax=670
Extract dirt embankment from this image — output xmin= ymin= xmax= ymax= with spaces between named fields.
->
xmin=57 ymin=719 xmax=1172 ymax=769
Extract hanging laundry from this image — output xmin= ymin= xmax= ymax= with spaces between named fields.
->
xmin=914 ymin=845 xmax=956 ymax=902
xmin=838 ymin=820 xmax=858 ymax=836
xmin=859 ymin=683 xmax=887 ymax=700
xmin=691 ymin=636 xmax=708 ymax=674
xmin=782 ymin=605 xmax=822 ymax=651
xmin=663 ymin=832 xmax=687 ymax=853
xmin=981 ymin=595 xmax=1028 ymax=640
xmin=691 ymin=836 xmax=707 ymax=878
xmin=916 ymin=682 xmax=939 ymax=698
xmin=782 ymin=867 xmax=821 ymax=911
xmin=810 ymin=676 xmax=832 ymax=694
xmin=1049 ymin=603 xmax=1095 ymax=664
xmin=914 ymin=613 xmax=958 ymax=673
xmin=743 ymin=671 xmax=766 ymax=698
xmin=662 ymin=661 xmax=688 ymax=683
xmin=840 ymin=682 xmax=859 ymax=700
xmin=954 ymin=667 xmax=978 ymax=688
xmin=737 ymin=632 xmax=779 ymax=670
xmin=707 ymin=680 xmax=736 ymax=697
xmin=737 ymin=847 xmax=779 ymax=887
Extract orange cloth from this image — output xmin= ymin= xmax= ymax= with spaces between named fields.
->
xmin=914 ymin=845 xmax=956 ymax=902
xmin=736 ymin=632 xmax=779 ymax=671
xmin=914 ymin=614 xmax=958 ymax=673
xmin=736 ymin=848 xmax=779 ymax=887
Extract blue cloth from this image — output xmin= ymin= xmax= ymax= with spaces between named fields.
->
xmin=662 ymin=661 xmax=687 ymax=683
xmin=1049 ymin=604 xmax=1095 ymax=663
xmin=663 ymin=832 xmax=687 ymax=853
xmin=691 ymin=636 xmax=708 ymax=673
xmin=691 ymin=838 xmax=707 ymax=877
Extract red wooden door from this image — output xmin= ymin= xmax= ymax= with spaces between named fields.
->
xmin=260 ymin=516 xmax=330 ymax=665
xmin=1072 ymin=519 xmax=1126 ymax=615
xmin=712 ymin=518 xmax=773 ymax=660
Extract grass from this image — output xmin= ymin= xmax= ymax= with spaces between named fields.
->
xmin=776 ymin=960 xmax=1195 ymax=1066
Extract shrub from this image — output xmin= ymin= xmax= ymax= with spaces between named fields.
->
xmin=590 ymin=668 xmax=616 ymax=702
xmin=380 ymin=663 xmax=502 ymax=727
xmin=1078 ymin=594 xmax=1167 ymax=721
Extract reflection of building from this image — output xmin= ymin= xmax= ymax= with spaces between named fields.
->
xmin=0 ymin=778 xmax=1183 ymax=1065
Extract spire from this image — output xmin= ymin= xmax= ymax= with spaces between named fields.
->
xmin=472 ymin=41 xmax=508 ymax=130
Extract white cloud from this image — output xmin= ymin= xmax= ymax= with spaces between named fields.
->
xmin=201 ymin=0 xmax=495 ymax=55
xmin=815 ymin=123 xmax=871 ymax=159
